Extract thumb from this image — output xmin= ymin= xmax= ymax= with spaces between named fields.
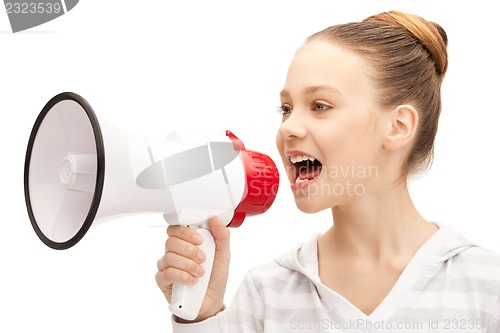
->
xmin=209 ymin=216 xmax=230 ymax=254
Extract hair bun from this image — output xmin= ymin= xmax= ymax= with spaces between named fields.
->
xmin=364 ymin=10 xmax=448 ymax=78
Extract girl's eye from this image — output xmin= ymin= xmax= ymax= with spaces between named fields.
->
xmin=313 ymin=103 xmax=330 ymax=112
xmin=277 ymin=105 xmax=292 ymax=115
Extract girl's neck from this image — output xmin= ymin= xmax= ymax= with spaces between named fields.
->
xmin=321 ymin=182 xmax=438 ymax=263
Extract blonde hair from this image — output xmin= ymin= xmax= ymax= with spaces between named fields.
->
xmin=306 ymin=10 xmax=448 ymax=175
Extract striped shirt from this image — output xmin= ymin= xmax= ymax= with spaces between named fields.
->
xmin=172 ymin=224 xmax=500 ymax=332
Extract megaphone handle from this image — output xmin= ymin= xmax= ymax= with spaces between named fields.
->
xmin=169 ymin=227 xmax=216 ymax=321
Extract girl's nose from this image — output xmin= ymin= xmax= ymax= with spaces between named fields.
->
xmin=278 ymin=111 xmax=307 ymax=141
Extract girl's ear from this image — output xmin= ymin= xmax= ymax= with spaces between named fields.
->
xmin=383 ymin=104 xmax=419 ymax=151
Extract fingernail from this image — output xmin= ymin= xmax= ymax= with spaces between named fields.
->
xmin=196 ymin=265 xmax=205 ymax=277
xmin=197 ymin=251 xmax=206 ymax=263
xmin=192 ymin=234 xmax=203 ymax=244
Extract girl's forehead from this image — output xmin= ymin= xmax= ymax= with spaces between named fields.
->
xmin=284 ymin=41 xmax=375 ymax=99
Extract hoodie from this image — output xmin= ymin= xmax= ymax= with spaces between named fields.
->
xmin=172 ymin=224 xmax=500 ymax=332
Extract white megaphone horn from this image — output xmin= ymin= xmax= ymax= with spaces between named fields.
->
xmin=24 ymin=92 xmax=279 ymax=320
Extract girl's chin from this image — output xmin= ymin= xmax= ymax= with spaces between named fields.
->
xmin=293 ymin=197 xmax=330 ymax=214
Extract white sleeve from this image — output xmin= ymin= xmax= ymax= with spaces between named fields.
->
xmin=171 ymin=270 xmax=264 ymax=333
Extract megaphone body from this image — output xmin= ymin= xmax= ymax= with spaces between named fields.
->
xmin=24 ymin=92 xmax=279 ymax=320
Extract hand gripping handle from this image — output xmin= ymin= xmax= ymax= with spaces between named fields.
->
xmin=169 ymin=227 xmax=216 ymax=320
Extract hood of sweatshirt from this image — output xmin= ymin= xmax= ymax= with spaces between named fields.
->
xmin=272 ymin=223 xmax=477 ymax=321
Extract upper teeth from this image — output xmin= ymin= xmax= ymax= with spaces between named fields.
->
xmin=290 ymin=155 xmax=315 ymax=164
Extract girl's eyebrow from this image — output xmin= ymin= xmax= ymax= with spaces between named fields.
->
xmin=280 ymin=85 xmax=342 ymax=99
xmin=304 ymin=85 xmax=342 ymax=96
xmin=279 ymin=89 xmax=290 ymax=99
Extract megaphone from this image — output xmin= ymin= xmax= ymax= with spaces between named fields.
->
xmin=24 ymin=92 xmax=279 ymax=320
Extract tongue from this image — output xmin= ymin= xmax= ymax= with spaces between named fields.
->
xmin=298 ymin=168 xmax=321 ymax=181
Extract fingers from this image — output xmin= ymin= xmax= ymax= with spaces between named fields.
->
xmin=165 ymin=233 xmax=206 ymax=263
xmin=157 ymin=250 xmax=205 ymax=274
xmin=156 ymin=219 xmax=229 ymax=294
xmin=167 ymin=224 xmax=204 ymax=246
xmin=209 ymin=217 xmax=230 ymax=255
xmin=159 ymin=236 xmax=206 ymax=270
xmin=157 ymin=226 xmax=207 ymax=285
xmin=156 ymin=251 xmax=205 ymax=288
xmin=156 ymin=264 xmax=198 ymax=289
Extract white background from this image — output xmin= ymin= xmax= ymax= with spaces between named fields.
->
xmin=1 ymin=1 xmax=499 ymax=332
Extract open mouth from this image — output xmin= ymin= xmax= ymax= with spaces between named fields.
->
xmin=289 ymin=154 xmax=323 ymax=184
